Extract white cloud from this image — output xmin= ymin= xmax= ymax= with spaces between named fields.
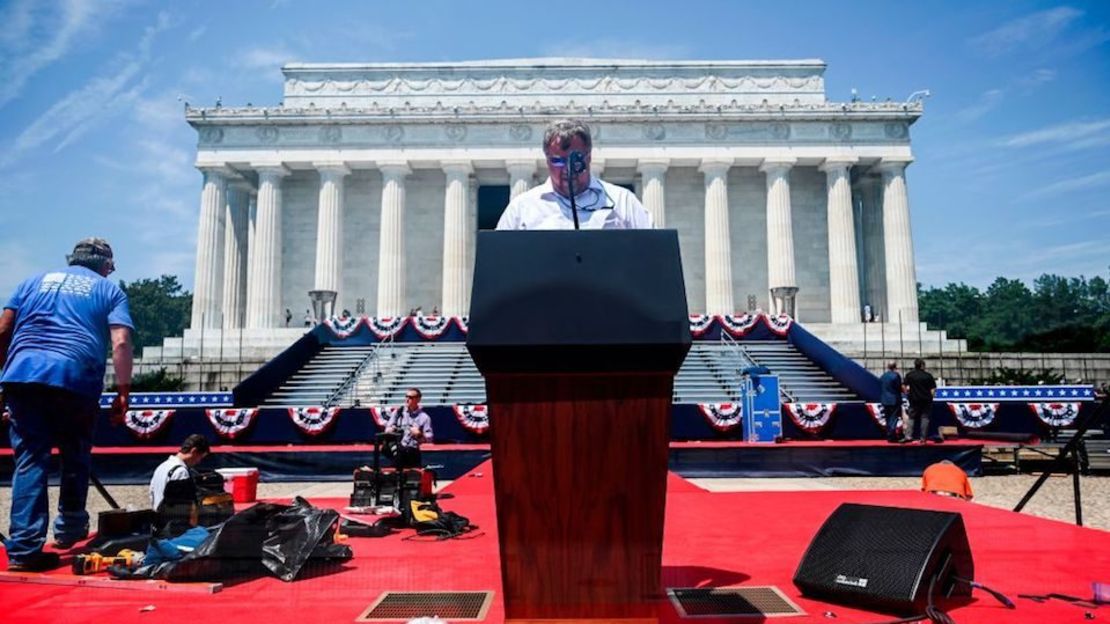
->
xmin=1000 ymin=118 xmax=1110 ymax=149
xmin=1023 ymin=171 xmax=1110 ymax=200
xmin=234 ymin=46 xmax=297 ymax=71
xmin=0 ymin=0 xmax=133 ymax=109
xmin=187 ymin=25 xmax=207 ymax=42
xmin=954 ymin=88 xmax=1004 ymax=123
xmin=1017 ymin=68 xmax=1057 ymax=89
xmin=0 ymin=11 xmax=173 ymax=168
xmin=970 ymin=7 xmax=1083 ymax=57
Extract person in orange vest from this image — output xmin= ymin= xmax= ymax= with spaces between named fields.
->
xmin=922 ymin=460 xmax=973 ymax=500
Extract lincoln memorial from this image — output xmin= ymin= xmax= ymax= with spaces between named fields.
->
xmin=177 ymin=58 xmax=935 ymax=355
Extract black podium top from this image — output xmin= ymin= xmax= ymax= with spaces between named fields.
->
xmin=466 ymin=230 xmax=691 ymax=374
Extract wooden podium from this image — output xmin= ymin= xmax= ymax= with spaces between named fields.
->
xmin=467 ymin=230 xmax=690 ymax=622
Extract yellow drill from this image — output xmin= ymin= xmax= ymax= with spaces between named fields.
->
xmin=71 ymin=549 xmax=142 ymax=575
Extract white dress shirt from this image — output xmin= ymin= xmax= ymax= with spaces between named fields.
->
xmin=496 ymin=176 xmax=654 ymax=230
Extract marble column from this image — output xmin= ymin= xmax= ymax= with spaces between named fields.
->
xmin=820 ymin=157 xmax=862 ymax=324
xmin=313 ymin=163 xmax=350 ymax=302
xmin=441 ymin=161 xmax=472 ymax=317
xmin=879 ymin=159 xmax=919 ymax=323
xmin=221 ymin=182 xmax=251 ymax=329
xmin=376 ymin=162 xmax=411 ymax=317
xmin=699 ymin=159 xmax=734 ymax=314
xmin=506 ymin=159 xmax=536 ymax=199
xmin=589 ymin=158 xmax=605 ymax=182
xmin=190 ymin=167 xmax=228 ymax=329
xmin=761 ymin=158 xmax=798 ymax=313
xmin=245 ymin=164 xmax=289 ymax=328
xmin=637 ymin=159 xmax=669 ymax=228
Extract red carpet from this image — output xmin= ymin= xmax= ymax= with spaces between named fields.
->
xmin=3 ymin=461 xmax=1108 ymax=623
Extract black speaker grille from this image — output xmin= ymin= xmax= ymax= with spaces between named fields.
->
xmin=668 ymin=586 xmax=804 ymax=617
xmin=356 ymin=591 xmax=492 ymax=621
xmin=793 ymin=503 xmax=973 ymax=614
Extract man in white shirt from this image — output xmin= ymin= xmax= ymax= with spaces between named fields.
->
xmin=149 ymin=434 xmax=210 ymax=510
xmin=496 ymin=119 xmax=654 ymax=230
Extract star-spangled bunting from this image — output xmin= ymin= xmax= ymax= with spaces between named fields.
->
xmin=124 ymin=409 xmax=175 ymax=440
xmin=368 ymin=405 xmax=395 ymax=429
xmin=453 ymin=404 xmax=490 ymax=434
xmin=947 ymin=403 xmax=999 ymax=429
xmin=324 ymin=315 xmax=363 ymax=338
xmin=100 ymin=392 xmax=232 ymax=408
xmin=688 ymin=314 xmax=714 ymax=336
xmin=765 ymin=314 xmax=794 ymax=336
xmin=413 ymin=315 xmax=452 ymax=339
xmin=935 ymin=386 xmax=1094 ymax=401
xmin=368 ymin=316 xmax=408 ymax=339
xmin=206 ymin=408 xmax=259 ymax=440
xmin=698 ymin=403 xmax=743 ymax=432
xmin=865 ymin=402 xmax=904 ymax=435
xmin=784 ymin=402 xmax=836 ymax=434
xmin=287 ymin=407 xmax=341 ymax=436
xmin=1028 ymin=402 xmax=1082 ymax=428
xmin=454 ymin=316 xmax=469 ymax=334
xmin=719 ymin=313 xmax=760 ymax=337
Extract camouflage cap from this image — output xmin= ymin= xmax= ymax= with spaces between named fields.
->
xmin=67 ymin=237 xmax=114 ymax=265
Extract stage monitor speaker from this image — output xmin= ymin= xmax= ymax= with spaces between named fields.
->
xmin=793 ymin=503 xmax=974 ymax=615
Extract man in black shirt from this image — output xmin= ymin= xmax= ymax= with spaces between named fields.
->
xmin=903 ymin=358 xmax=937 ymax=443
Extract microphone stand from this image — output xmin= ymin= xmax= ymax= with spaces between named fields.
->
xmin=567 ymin=164 xmax=581 ymax=230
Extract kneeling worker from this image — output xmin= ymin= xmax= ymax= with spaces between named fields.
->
xmin=922 ymin=460 xmax=973 ymax=500
xmin=149 ymin=435 xmax=211 ymax=533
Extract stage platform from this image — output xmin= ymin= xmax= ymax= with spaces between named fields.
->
xmin=0 ymin=439 xmax=984 ymax=484
xmin=2 ymin=460 xmax=1107 ymax=624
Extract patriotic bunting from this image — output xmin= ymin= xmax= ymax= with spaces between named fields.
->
xmin=206 ymin=408 xmax=258 ymax=440
xmin=288 ymin=406 xmax=341 ymax=436
xmin=124 ymin=409 xmax=175 ymax=440
xmin=453 ymin=404 xmax=490 ymax=434
xmin=455 ymin=316 xmax=469 ymax=334
xmin=765 ymin=314 xmax=794 ymax=336
xmin=785 ymin=402 xmax=836 ymax=434
xmin=324 ymin=315 xmax=363 ymax=338
xmin=947 ymin=403 xmax=998 ymax=429
xmin=865 ymin=403 xmax=904 ymax=434
xmin=698 ymin=403 xmax=743 ymax=432
xmin=719 ymin=313 xmax=760 ymax=337
xmin=369 ymin=405 xmax=395 ymax=429
xmin=1028 ymin=402 xmax=1081 ymax=428
xmin=413 ymin=315 xmax=451 ymax=339
xmin=368 ymin=316 xmax=408 ymax=339
xmin=689 ymin=314 xmax=714 ymax=336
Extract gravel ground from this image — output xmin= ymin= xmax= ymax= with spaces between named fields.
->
xmin=2 ymin=474 xmax=1108 ymax=542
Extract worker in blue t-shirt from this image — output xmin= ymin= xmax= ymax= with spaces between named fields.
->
xmin=0 ymin=238 xmax=134 ymax=572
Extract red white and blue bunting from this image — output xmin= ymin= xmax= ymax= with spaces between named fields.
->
xmin=124 ymin=409 xmax=175 ymax=440
xmin=324 ymin=315 xmax=363 ymax=338
xmin=368 ymin=405 xmax=395 ymax=429
xmin=368 ymin=316 xmax=408 ymax=339
xmin=766 ymin=314 xmax=794 ymax=336
xmin=1028 ymin=402 xmax=1081 ymax=428
xmin=206 ymin=408 xmax=258 ymax=440
xmin=689 ymin=314 xmax=714 ymax=337
xmin=865 ymin=403 xmax=903 ymax=434
xmin=698 ymin=403 xmax=743 ymax=432
xmin=287 ymin=407 xmax=341 ymax=436
xmin=947 ymin=403 xmax=998 ymax=429
xmin=785 ymin=402 xmax=836 ymax=434
xmin=455 ymin=316 xmax=469 ymax=334
xmin=453 ymin=404 xmax=490 ymax=434
xmin=720 ymin=313 xmax=761 ymax=337
xmin=413 ymin=315 xmax=451 ymax=339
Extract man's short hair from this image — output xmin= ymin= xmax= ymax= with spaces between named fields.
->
xmin=914 ymin=358 xmax=926 ymax=370
xmin=180 ymin=434 xmax=210 ymax=455
xmin=542 ymin=119 xmax=592 ymax=154
xmin=887 ymin=361 xmax=898 ymax=370
xmin=407 ymin=387 xmax=422 ymax=399
xmin=66 ymin=237 xmax=114 ymax=273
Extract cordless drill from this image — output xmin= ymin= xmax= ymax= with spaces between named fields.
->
xmin=71 ymin=549 xmax=143 ymax=575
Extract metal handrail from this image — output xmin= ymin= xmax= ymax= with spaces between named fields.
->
xmin=721 ymin=332 xmax=796 ymax=402
xmin=325 ymin=334 xmax=394 ymax=408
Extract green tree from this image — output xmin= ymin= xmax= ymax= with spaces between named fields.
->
xmin=120 ymin=275 xmax=192 ymax=350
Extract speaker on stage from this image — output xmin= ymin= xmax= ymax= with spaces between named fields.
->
xmin=793 ymin=503 xmax=974 ymax=615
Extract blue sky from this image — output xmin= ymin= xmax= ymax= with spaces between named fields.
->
xmin=1 ymin=0 xmax=1108 ymax=299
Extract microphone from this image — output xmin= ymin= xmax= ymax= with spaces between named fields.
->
xmin=568 ymin=151 xmax=587 ymax=174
